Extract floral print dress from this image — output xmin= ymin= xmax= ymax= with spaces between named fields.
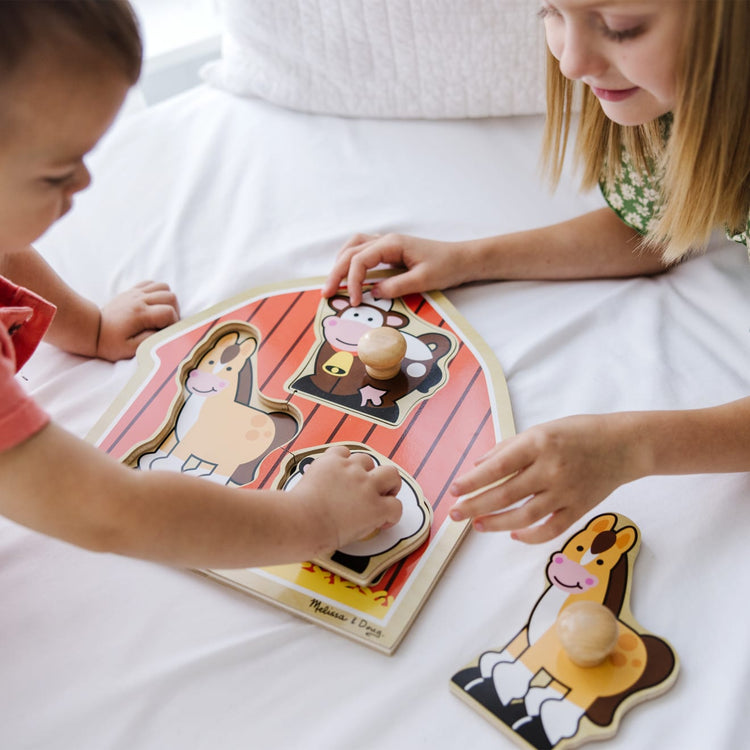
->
xmin=599 ymin=131 xmax=749 ymax=252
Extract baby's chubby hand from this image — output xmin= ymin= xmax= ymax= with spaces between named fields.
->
xmin=96 ymin=280 xmax=180 ymax=361
xmin=291 ymin=445 xmax=403 ymax=555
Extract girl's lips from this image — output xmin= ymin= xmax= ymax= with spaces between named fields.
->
xmin=590 ymin=85 xmax=640 ymax=102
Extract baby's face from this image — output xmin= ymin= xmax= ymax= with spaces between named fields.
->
xmin=0 ymin=53 xmax=130 ymax=254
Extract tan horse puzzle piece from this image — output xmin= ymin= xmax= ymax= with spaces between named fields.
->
xmin=451 ymin=513 xmax=679 ymax=749
xmin=126 ymin=322 xmax=301 ymax=486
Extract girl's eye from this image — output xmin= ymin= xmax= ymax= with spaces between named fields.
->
xmin=601 ymin=23 xmax=645 ymax=42
xmin=537 ymin=6 xmax=559 ymax=20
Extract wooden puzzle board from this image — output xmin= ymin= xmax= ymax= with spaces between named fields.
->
xmin=88 ymin=275 xmax=516 ymax=654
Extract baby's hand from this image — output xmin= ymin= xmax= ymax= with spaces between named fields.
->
xmin=321 ymin=233 xmax=466 ymax=307
xmin=449 ymin=414 xmax=641 ymax=544
xmin=292 ymin=446 xmax=403 ymax=554
xmin=96 ymin=281 xmax=180 ymax=361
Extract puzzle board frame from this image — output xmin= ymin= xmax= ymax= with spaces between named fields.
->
xmin=87 ymin=274 xmax=516 ymax=654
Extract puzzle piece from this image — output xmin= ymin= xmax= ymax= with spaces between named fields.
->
xmin=451 ymin=513 xmax=679 ymax=749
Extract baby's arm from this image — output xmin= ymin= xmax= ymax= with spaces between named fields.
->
xmin=0 ymin=427 xmax=402 ymax=568
xmin=1 ymin=245 xmax=179 ymax=361
xmin=323 ymin=207 xmax=669 ymax=305
xmin=450 ymin=398 xmax=750 ymax=543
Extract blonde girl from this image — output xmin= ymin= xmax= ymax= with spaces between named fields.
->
xmin=323 ymin=0 xmax=750 ymax=543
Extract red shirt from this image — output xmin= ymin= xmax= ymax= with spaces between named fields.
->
xmin=0 ymin=275 xmax=55 ymax=452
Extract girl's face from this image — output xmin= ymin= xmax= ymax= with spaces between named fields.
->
xmin=542 ymin=0 xmax=684 ymax=126
xmin=0 ymin=53 xmax=129 ymax=254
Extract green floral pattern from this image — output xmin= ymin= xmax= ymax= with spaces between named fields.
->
xmin=599 ymin=152 xmax=662 ymax=236
xmin=600 ymin=147 xmax=750 ymax=253
xmin=728 ymin=222 xmax=750 ymax=249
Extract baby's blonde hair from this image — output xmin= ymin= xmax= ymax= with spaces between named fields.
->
xmin=542 ymin=0 xmax=750 ymax=262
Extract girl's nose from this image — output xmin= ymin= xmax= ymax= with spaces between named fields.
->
xmin=554 ymin=24 xmax=607 ymax=82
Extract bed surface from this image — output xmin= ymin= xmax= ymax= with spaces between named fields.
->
xmin=5 ymin=83 xmax=750 ymax=749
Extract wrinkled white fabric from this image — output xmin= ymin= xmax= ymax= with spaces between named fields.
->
xmin=5 ymin=84 xmax=749 ymax=750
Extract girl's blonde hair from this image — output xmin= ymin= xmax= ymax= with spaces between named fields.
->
xmin=542 ymin=0 xmax=750 ymax=262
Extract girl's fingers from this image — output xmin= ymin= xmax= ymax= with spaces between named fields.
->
xmin=449 ymin=465 xmax=535 ymax=520
xmin=451 ymin=437 xmax=531 ymax=496
xmin=471 ymin=492 xmax=555 ymax=531
xmin=338 ymin=233 xmax=379 ymax=255
xmin=509 ymin=512 xmax=572 ymax=544
xmin=324 ymin=241 xmax=381 ymax=302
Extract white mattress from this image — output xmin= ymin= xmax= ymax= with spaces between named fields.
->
xmin=5 ymin=84 xmax=750 ymax=749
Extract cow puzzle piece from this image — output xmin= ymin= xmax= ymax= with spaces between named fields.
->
xmin=289 ymin=291 xmax=456 ymax=427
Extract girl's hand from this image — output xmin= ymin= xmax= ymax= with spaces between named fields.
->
xmin=292 ymin=445 xmax=403 ymax=554
xmin=96 ymin=281 xmax=180 ymax=361
xmin=449 ymin=414 xmax=645 ymax=544
xmin=321 ymin=233 xmax=473 ymax=306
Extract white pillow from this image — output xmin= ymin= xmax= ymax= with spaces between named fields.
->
xmin=203 ymin=0 xmax=546 ymax=119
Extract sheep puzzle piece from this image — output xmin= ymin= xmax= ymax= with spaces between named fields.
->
xmin=451 ymin=513 xmax=679 ymax=748
xmin=89 ymin=275 xmax=515 ymax=653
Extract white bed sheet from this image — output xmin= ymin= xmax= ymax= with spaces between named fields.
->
xmin=4 ymin=84 xmax=750 ymax=750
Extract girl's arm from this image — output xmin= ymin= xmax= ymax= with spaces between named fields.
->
xmin=0 ymin=245 xmax=179 ymax=361
xmin=0 ymin=423 xmax=402 ymax=568
xmin=323 ymin=207 xmax=669 ymax=305
xmin=450 ymin=397 xmax=750 ymax=544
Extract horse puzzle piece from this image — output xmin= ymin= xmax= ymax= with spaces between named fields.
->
xmin=276 ymin=442 xmax=432 ymax=587
xmin=126 ymin=322 xmax=301 ymax=486
xmin=451 ymin=513 xmax=679 ymax=749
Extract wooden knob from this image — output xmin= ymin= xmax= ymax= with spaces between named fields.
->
xmin=556 ymin=601 xmax=619 ymax=667
xmin=358 ymin=327 xmax=407 ymax=380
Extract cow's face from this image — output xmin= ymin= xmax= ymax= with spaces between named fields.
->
xmin=323 ymin=295 xmax=407 ymax=352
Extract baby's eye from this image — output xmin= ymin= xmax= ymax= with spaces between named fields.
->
xmin=43 ymin=173 xmax=74 ymax=187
